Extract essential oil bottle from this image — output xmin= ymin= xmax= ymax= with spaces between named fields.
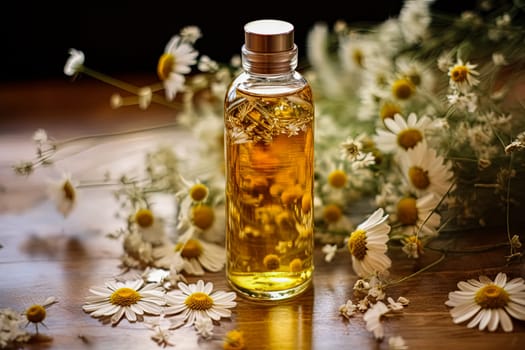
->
xmin=224 ymin=19 xmax=315 ymax=300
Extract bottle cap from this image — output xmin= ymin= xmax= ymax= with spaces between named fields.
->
xmin=244 ymin=19 xmax=294 ymax=53
xmin=242 ymin=19 xmax=297 ymax=74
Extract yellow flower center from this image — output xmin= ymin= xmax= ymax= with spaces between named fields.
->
xmin=185 ymin=292 xmax=213 ymax=310
xmin=397 ymin=128 xmax=423 ymax=150
xmin=224 ymin=330 xmax=246 ymax=350
xmin=135 ymin=208 xmax=154 ymax=228
xmin=391 ymin=78 xmax=415 ymax=100
xmin=110 ymin=287 xmax=141 ymax=306
xmin=26 ymin=304 xmax=46 ymax=323
xmin=289 ymin=258 xmax=303 ymax=272
xmin=263 ymin=254 xmax=281 ymax=270
xmin=352 ymin=49 xmax=364 ymax=68
xmin=328 ymin=169 xmax=347 ymax=188
xmin=178 ymin=238 xmax=203 ymax=259
xmin=63 ymin=180 xmax=75 ymax=201
xmin=192 ymin=205 xmax=215 ymax=230
xmin=190 ymin=183 xmax=208 ymax=202
xmin=157 ymin=53 xmax=175 ymax=81
xmin=408 ymin=166 xmax=430 ymax=190
xmin=379 ymin=101 xmax=402 ymax=121
xmin=397 ymin=197 xmax=418 ymax=225
xmin=348 ymin=229 xmax=367 ymax=260
xmin=474 ymin=284 xmax=510 ymax=309
xmin=450 ymin=65 xmax=468 ymax=83
xmin=323 ymin=204 xmax=342 ymax=223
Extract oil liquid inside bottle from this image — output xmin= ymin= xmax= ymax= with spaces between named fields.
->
xmin=225 ymin=84 xmax=314 ymax=300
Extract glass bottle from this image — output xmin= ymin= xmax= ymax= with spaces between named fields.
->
xmin=224 ymin=19 xmax=315 ymax=300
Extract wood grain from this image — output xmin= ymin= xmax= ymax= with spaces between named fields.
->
xmin=1 ymin=78 xmax=524 ymax=350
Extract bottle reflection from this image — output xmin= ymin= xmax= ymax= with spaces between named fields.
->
xmin=235 ymin=287 xmax=314 ymax=349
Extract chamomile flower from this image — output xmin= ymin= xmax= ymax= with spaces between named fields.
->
xmin=445 ymin=272 xmax=525 ymax=332
xmin=347 ymin=208 xmax=392 ymax=277
xmin=176 ymin=176 xmax=210 ymax=205
xmin=133 ymin=208 xmax=166 ymax=245
xmin=47 ymin=173 xmax=77 ymax=217
xmin=164 ymin=280 xmax=237 ymax=326
xmin=398 ymin=0 xmax=433 ymax=44
xmin=338 ymin=32 xmax=378 ymax=74
xmin=157 ymin=35 xmax=198 ymax=100
xmin=82 ymin=279 xmax=166 ymax=325
xmin=395 ymin=192 xmax=442 ymax=238
xmin=153 ymin=237 xmax=225 ymax=275
xmin=374 ymin=112 xmax=436 ymax=153
xmin=64 ymin=48 xmax=84 ymax=76
xmin=399 ymin=142 xmax=454 ymax=198
xmin=447 ymin=58 xmax=480 ymax=93
xmin=23 ymin=296 xmax=58 ymax=334
xmin=390 ymin=77 xmax=416 ymax=101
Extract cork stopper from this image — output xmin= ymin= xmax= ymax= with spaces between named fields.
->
xmin=241 ymin=19 xmax=298 ymax=75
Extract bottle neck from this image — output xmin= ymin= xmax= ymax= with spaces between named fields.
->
xmin=241 ymin=44 xmax=298 ymax=75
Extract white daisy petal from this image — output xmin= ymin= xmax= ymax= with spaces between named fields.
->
xmin=498 ymin=308 xmax=514 ymax=332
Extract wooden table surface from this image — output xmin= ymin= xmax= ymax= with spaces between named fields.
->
xmin=1 ymin=77 xmax=524 ymax=350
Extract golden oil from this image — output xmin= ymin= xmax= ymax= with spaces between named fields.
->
xmin=224 ymin=20 xmax=314 ymax=300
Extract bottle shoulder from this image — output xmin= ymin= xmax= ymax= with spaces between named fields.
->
xmin=227 ymin=71 xmax=311 ymax=97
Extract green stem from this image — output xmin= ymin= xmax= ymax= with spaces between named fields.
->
xmin=388 ymin=253 xmax=446 ymax=286
xmin=79 ymin=66 xmax=140 ymax=94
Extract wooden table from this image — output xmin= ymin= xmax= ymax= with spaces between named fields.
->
xmin=1 ymin=78 xmax=524 ymax=349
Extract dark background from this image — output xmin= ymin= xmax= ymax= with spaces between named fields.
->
xmin=1 ymin=1 xmax=476 ymax=83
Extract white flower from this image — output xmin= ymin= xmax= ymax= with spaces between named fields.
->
xmin=374 ymin=112 xmax=437 ymax=154
xmin=396 ymin=192 xmax=442 ymax=238
xmin=64 ymin=48 xmax=84 ymax=76
xmin=132 ymin=208 xmax=167 ymax=245
xmin=32 ymin=129 xmax=48 ymax=144
xmin=399 ymin=0 xmax=433 ymax=44
xmin=145 ymin=313 xmax=182 ymax=347
xmin=338 ymin=32 xmax=378 ymax=73
xmin=122 ymin=230 xmax=154 ymax=268
xmin=339 ymin=300 xmax=358 ymax=319
xmin=198 ymin=55 xmax=219 ymax=72
xmin=82 ymin=279 xmax=166 ymax=325
xmin=445 ymin=272 xmax=525 ymax=332
xmin=157 ymin=35 xmax=198 ymax=100
xmin=22 ymin=296 xmax=58 ymax=333
xmin=363 ymin=301 xmax=389 ymax=339
xmin=492 ymin=52 xmax=508 ymax=66
xmin=347 ymin=208 xmax=392 ymax=277
xmin=399 ymin=142 xmax=455 ymax=198
xmin=322 ymin=244 xmax=338 ymax=262
xmin=47 ymin=173 xmax=77 ymax=217
xmin=447 ymin=91 xmax=478 ymax=112
xmin=447 ymin=58 xmax=480 ymax=93
xmin=180 ymin=25 xmax=202 ymax=43
xmin=153 ymin=237 xmax=225 ymax=275
xmin=0 ymin=308 xmax=30 ymax=348
xmin=194 ymin=317 xmax=214 ymax=338
xmin=164 ymin=280 xmax=237 ymax=326
xmin=389 ymin=335 xmax=408 ymax=349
